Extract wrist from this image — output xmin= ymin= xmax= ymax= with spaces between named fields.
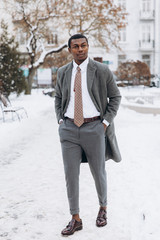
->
xmin=59 ymin=119 xmax=64 ymax=124
xmin=103 ymin=119 xmax=110 ymax=127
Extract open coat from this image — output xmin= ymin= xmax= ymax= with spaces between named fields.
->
xmin=55 ymin=58 xmax=122 ymax=163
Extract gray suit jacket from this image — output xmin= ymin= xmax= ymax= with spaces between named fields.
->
xmin=55 ymin=58 xmax=122 ymax=162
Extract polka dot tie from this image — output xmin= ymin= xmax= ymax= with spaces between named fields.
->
xmin=74 ymin=66 xmax=84 ymax=127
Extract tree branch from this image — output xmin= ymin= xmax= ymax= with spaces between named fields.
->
xmin=32 ymin=43 xmax=67 ymax=68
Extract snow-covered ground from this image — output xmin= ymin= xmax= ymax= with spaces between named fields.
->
xmin=0 ymin=87 xmax=160 ymax=240
xmin=121 ymin=86 xmax=160 ymax=114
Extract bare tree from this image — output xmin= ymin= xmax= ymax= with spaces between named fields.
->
xmin=3 ymin=0 xmax=127 ymax=94
xmin=63 ymin=0 xmax=127 ymax=51
xmin=134 ymin=61 xmax=151 ymax=86
xmin=43 ymin=50 xmax=73 ymax=86
xmin=3 ymin=0 xmax=67 ymax=94
xmin=115 ymin=60 xmax=151 ymax=86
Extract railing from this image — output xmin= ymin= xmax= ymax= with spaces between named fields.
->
xmin=140 ymin=10 xmax=155 ymax=20
xmin=139 ymin=40 xmax=155 ymax=50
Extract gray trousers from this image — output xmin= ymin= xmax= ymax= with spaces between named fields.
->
xmin=59 ymin=118 xmax=107 ymax=215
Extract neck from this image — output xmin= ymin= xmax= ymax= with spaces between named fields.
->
xmin=75 ymin=57 xmax=88 ymax=65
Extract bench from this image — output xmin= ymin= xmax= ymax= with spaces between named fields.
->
xmin=0 ymin=92 xmax=28 ymax=122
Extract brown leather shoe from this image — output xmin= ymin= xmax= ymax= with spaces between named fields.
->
xmin=61 ymin=219 xmax=83 ymax=236
xmin=96 ymin=209 xmax=107 ymax=227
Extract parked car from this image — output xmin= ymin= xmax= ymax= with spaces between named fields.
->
xmin=150 ymin=75 xmax=160 ymax=88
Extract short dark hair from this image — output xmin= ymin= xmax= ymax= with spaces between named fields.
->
xmin=68 ymin=34 xmax=88 ymax=48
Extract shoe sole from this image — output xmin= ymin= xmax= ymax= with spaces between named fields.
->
xmin=96 ymin=222 xmax=107 ymax=227
xmin=61 ymin=225 xmax=83 ymax=236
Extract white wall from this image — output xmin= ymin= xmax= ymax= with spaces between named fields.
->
xmin=89 ymin=0 xmax=160 ymax=74
xmin=154 ymin=0 xmax=160 ymax=74
xmin=0 ymin=0 xmax=160 ymax=75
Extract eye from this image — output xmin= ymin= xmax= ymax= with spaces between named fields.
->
xmin=72 ymin=45 xmax=79 ymax=49
xmin=81 ymin=44 xmax=87 ymax=48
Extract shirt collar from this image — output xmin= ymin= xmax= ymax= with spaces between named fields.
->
xmin=73 ymin=57 xmax=89 ymax=72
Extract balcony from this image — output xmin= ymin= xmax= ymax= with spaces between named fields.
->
xmin=140 ymin=10 xmax=155 ymax=20
xmin=139 ymin=40 xmax=155 ymax=51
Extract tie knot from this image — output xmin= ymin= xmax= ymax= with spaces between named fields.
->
xmin=77 ymin=66 xmax=81 ymax=72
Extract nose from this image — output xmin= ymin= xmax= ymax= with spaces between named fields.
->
xmin=78 ymin=46 xmax=83 ymax=51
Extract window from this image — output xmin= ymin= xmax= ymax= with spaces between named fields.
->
xmin=47 ymin=33 xmax=58 ymax=45
xmin=17 ymin=29 xmax=28 ymax=45
xmin=142 ymin=24 xmax=151 ymax=43
xmin=119 ymin=27 xmax=126 ymax=42
xmin=142 ymin=0 xmax=151 ymax=13
xmin=142 ymin=54 xmax=150 ymax=68
xmin=117 ymin=0 xmax=126 ymax=9
xmin=140 ymin=0 xmax=154 ymax=18
xmin=140 ymin=24 xmax=154 ymax=49
xmin=118 ymin=54 xmax=126 ymax=66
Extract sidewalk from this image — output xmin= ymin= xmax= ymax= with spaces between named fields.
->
xmin=0 ymin=90 xmax=160 ymax=240
xmin=121 ymin=102 xmax=160 ymax=115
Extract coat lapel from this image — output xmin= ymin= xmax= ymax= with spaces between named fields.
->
xmin=87 ymin=58 xmax=96 ymax=94
xmin=64 ymin=59 xmax=96 ymax=96
xmin=64 ymin=62 xmax=73 ymax=95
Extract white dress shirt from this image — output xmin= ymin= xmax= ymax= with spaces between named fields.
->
xmin=65 ymin=57 xmax=100 ymax=118
xmin=64 ymin=57 xmax=109 ymax=126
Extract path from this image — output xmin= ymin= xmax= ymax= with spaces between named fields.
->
xmin=0 ymin=91 xmax=160 ymax=240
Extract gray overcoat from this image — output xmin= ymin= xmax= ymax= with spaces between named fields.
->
xmin=55 ymin=58 xmax=122 ymax=163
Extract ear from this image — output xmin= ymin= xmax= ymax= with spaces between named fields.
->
xmin=68 ymin=48 xmax=71 ymax=53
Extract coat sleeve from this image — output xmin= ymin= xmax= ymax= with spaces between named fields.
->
xmin=103 ymin=68 xmax=121 ymax=124
xmin=55 ymin=69 xmax=63 ymax=123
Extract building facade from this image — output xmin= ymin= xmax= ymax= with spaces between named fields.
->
xmin=0 ymin=0 xmax=160 ymax=76
xmin=90 ymin=0 xmax=160 ymax=75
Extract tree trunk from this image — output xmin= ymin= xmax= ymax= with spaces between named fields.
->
xmin=25 ymin=67 xmax=37 ymax=95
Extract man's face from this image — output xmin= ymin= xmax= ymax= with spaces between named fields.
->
xmin=68 ymin=38 xmax=89 ymax=65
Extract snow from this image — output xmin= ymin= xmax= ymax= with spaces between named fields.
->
xmin=121 ymin=86 xmax=160 ymax=114
xmin=26 ymin=32 xmax=34 ymax=54
xmin=33 ymin=43 xmax=67 ymax=68
xmin=0 ymin=87 xmax=160 ymax=240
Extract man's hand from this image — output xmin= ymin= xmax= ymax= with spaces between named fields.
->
xmin=103 ymin=123 xmax=107 ymax=132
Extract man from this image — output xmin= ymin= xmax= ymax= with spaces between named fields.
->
xmin=55 ymin=34 xmax=121 ymax=236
